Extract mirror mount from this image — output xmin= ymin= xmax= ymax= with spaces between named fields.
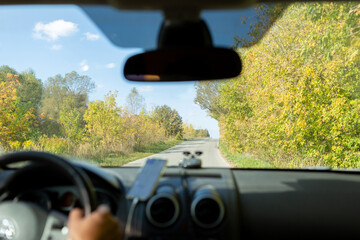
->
xmin=158 ymin=19 xmax=213 ymax=49
xmin=163 ymin=8 xmax=200 ymax=21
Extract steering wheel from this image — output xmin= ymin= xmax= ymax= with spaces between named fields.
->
xmin=0 ymin=151 xmax=97 ymax=240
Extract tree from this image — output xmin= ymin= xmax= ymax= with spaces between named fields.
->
xmin=196 ymin=129 xmax=210 ymax=138
xmin=217 ymin=2 xmax=360 ymax=168
xmin=59 ymin=98 xmax=84 ymax=143
xmin=152 ymin=105 xmax=183 ymax=138
xmin=194 ymin=81 xmax=225 ymax=120
xmin=183 ymin=122 xmax=197 ymax=138
xmin=17 ymin=70 xmax=43 ymax=110
xmin=84 ymin=91 xmax=128 ymax=155
xmin=0 ymin=65 xmax=17 ymax=82
xmin=126 ymin=87 xmax=145 ymax=114
xmin=0 ymin=74 xmax=37 ymax=148
xmin=40 ymin=71 xmax=95 ymax=136
xmin=0 ymin=66 xmax=42 ymax=110
xmin=234 ymin=4 xmax=288 ymax=48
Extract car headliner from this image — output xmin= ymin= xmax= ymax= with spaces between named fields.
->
xmin=1 ymin=0 xmax=358 ymax=10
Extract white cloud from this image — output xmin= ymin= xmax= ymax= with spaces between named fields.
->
xmin=105 ymin=63 xmax=115 ymax=69
xmin=80 ymin=60 xmax=89 ymax=72
xmin=84 ymin=32 xmax=100 ymax=41
xmin=139 ymin=86 xmax=154 ymax=93
xmin=97 ymin=84 xmax=104 ymax=89
xmin=51 ymin=44 xmax=62 ymax=50
xmin=33 ymin=19 xmax=78 ymax=41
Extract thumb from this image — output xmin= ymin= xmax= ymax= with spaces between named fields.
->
xmin=69 ymin=208 xmax=84 ymax=222
xmin=96 ymin=204 xmax=111 ymax=216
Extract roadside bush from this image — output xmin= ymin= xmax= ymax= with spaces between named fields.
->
xmin=83 ymin=92 xmax=167 ymax=158
xmin=36 ymin=135 xmax=70 ymax=154
xmin=22 ymin=140 xmax=35 ymax=150
xmin=132 ymin=112 xmax=167 ymax=151
xmin=183 ymin=122 xmax=197 ymax=139
xmin=218 ymin=2 xmax=360 ymax=168
xmin=8 ymin=141 xmax=21 ymax=151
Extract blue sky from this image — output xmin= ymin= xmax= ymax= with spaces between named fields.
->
xmin=0 ymin=5 xmax=255 ymax=138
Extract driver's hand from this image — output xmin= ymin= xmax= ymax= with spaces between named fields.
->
xmin=68 ymin=205 xmax=123 ymax=240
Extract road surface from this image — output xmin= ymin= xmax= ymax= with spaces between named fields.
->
xmin=125 ymin=138 xmax=230 ymax=167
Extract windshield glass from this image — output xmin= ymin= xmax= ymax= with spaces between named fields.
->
xmin=0 ymin=2 xmax=359 ymax=169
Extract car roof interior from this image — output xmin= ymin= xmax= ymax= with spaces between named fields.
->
xmin=1 ymin=0 xmax=357 ymax=8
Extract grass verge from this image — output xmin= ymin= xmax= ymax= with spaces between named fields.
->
xmin=219 ymin=141 xmax=275 ymax=168
xmin=93 ymin=139 xmax=183 ymax=167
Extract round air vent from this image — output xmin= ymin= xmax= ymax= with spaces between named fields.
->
xmin=191 ymin=186 xmax=225 ymax=228
xmin=146 ymin=190 xmax=180 ymax=228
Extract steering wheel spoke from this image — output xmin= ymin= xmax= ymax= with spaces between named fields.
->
xmin=41 ymin=210 xmax=68 ymax=240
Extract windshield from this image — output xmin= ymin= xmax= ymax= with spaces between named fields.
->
xmin=0 ymin=2 xmax=359 ymax=169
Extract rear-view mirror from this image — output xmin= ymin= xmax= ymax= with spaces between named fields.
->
xmin=124 ymin=48 xmax=242 ymax=82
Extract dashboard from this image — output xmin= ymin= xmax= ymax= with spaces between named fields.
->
xmin=1 ymin=161 xmax=360 ymax=239
xmin=14 ymin=186 xmax=118 ymax=214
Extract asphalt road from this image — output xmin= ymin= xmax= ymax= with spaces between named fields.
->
xmin=125 ymin=138 xmax=230 ymax=168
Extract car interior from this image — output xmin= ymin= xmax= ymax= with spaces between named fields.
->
xmin=1 ymin=0 xmax=360 ymax=239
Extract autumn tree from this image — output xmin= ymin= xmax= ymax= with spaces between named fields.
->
xmin=0 ymin=66 xmax=42 ymax=111
xmin=0 ymin=66 xmax=17 ymax=81
xmin=17 ymin=70 xmax=43 ymax=110
xmin=183 ymin=122 xmax=197 ymax=138
xmin=196 ymin=129 xmax=210 ymax=138
xmin=131 ymin=112 xmax=166 ymax=151
xmin=152 ymin=105 xmax=183 ymax=138
xmin=217 ymin=2 xmax=360 ymax=168
xmin=126 ymin=87 xmax=145 ymax=114
xmin=84 ymin=91 xmax=129 ymax=156
xmin=0 ymin=74 xmax=37 ymax=149
xmin=194 ymin=81 xmax=224 ymax=120
xmin=41 ymin=71 xmax=95 ymax=137
xmin=59 ymin=98 xmax=84 ymax=143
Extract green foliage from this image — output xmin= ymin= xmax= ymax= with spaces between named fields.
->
xmin=219 ymin=141 xmax=275 ymax=168
xmin=183 ymin=122 xmax=197 ymax=138
xmin=0 ymin=66 xmax=17 ymax=81
xmin=183 ymin=122 xmax=210 ymax=138
xmin=40 ymin=71 xmax=94 ymax=136
xmin=0 ymin=66 xmax=198 ymax=166
xmin=194 ymin=81 xmax=224 ymax=120
xmin=83 ymin=91 xmax=126 ymax=157
xmin=83 ymin=91 xmax=167 ymax=159
xmin=17 ymin=70 xmax=43 ymax=110
xmin=59 ymin=98 xmax=85 ymax=143
xmin=132 ymin=112 xmax=167 ymax=151
xmin=0 ymin=74 xmax=37 ymax=148
xmin=36 ymin=135 xmax=69 ymax=154
xmin=196 ymin=129 xmax=210 ymax=138
xmin=217 ymin=2 xmax=360 ymax=168
xmin=234 ymin=4 xmax=288 ymax=48
xmin=152 ymin=105 xmax=183 ymax=138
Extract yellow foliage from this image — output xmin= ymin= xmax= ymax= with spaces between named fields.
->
xmin=8 ymin=141 xmax=21 ymax=150
xmin=36 ymin=135 xmax=69 ymax=154
xmin=0 ymin=77 xmax=37 ymax=149
xmin=183 ymin=122 xmax=197 ymax=139
xmin=218 ymin=2 xmax=360 ymax=168
xmin=23 ymin=140 xmax=34 ymax=150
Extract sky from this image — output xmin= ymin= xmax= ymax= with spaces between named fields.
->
xmin=0 ymin=5 xmax=257 ymax=138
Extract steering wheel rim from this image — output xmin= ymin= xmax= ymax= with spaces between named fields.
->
xmin=0 ymin=151 xmax=97 ymax=239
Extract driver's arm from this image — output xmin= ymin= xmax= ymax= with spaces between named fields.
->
xmin=68 ymin=205 xmax=123 ymax=240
